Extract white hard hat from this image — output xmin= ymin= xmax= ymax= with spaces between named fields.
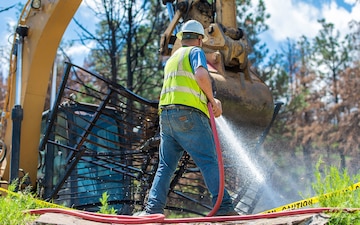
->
xmin=176 ymin=20 xmax=208 ymax=41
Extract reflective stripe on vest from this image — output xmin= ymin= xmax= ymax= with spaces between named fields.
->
xmin=160 ymin=86 xmax=207 ymax=103
xmin=159 ymin=47 xmax=209 ymax=117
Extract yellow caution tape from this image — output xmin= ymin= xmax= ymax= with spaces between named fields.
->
xmin=2 ymin=181 xmax=360 ymax=214
xmin=0 ymin=187 xmax=71 ymax=209
xmin=262 ymin=181 xmax=360 ymax=213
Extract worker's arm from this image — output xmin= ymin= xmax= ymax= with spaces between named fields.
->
xmin=194 ymin=66 xmax=222 ymax=117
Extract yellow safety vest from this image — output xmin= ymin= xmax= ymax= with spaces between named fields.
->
xmin=159 ymin=47 xmax=209 ymax=117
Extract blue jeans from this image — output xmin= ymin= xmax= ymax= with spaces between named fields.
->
xmin=145 ymin=106 xmax=234 ymax=214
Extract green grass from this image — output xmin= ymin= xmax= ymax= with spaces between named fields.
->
xmin=312 ymin=160 xmax=360 ymax=224
xmin=0 ymin=179 xmax=42 ymax=225
xmin=0 ymin=176 xmax=117 ymax=224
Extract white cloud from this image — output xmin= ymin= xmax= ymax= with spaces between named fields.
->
xmin=64 ymin=41 xmax=96 ymax=65
xmin=344 ymin=0 xmax=357 ymax=4
xmin=321 ymin=1 xmax=360 ymax=37
xmin=0 ymin=15 xmax=17 ymax=47
xmin=259 ymin=0 xmax=359 ymax=54
xmin=263 ymin=0 xmax=322 ymax=42
xmin=79 ymin=0 xmax=102 ymax=20
xmin=82 ymin=0 xmax=101 ymax=11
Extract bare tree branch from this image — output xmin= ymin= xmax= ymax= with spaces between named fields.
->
xmin=0 ymin=4 xmax=16 ymax=14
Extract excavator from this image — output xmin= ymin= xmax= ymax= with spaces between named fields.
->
xmin=0 ymin=0 xmax=277 ymax=216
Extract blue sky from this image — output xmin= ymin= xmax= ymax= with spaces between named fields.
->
xmin=0 ymin=0 xmax=359 ymax=73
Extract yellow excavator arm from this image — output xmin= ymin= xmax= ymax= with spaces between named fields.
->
xmin=1 ymin=0 xmax=82 ymax=187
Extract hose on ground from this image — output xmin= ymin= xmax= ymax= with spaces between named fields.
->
xmin=26 ymin=207 xmax=359 ymax=224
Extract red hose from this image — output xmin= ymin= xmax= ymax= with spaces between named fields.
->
xmin=27 ymin=207 xmax=359 ymax=224
xmin=26 ymin=208 xmax=165 ymax=224
xmin=206 ymin=102 xmax=225 ymax=217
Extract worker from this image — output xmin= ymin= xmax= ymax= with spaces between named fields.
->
xmin=143 ymin=20 xmax=238 ymax=216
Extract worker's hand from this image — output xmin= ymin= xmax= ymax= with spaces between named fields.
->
xmin=211 ymin=98 xmax=222 ymax=118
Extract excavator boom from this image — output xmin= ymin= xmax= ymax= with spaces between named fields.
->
xmin=1 ymin=0 xmax=82 ymax=186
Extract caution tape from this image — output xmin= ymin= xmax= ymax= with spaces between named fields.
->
xmin=2 ymin=181 xmax=360 ymax=215
xmin=0 ymin=187 xmax=70 ymax=209
xmin=262 ymin=181 xmax=360 ymax=213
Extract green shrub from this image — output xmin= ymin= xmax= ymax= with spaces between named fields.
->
xmin=312 ymin=160 xmax=360 ymax=224
xmin=0 ymin=179 xmax=39 ymax=225
xmin=98 ymin=192 xmax=117 ymax=214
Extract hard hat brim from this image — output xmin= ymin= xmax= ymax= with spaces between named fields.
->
xmin=176 ymin=31 xmax=208 ymax=42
